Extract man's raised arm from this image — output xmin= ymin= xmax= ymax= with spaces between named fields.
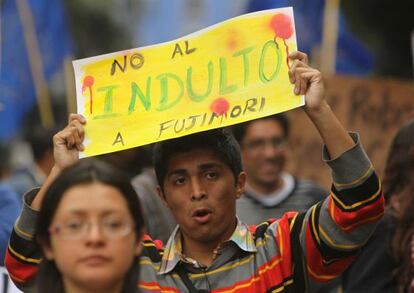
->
xmin=286 ymin=51 xmax=384 ymax=291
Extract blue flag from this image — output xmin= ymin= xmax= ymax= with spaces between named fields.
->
xmin=0 ymin=0 xmax=73 ymax=140
xmin=247 ymin=0 xmax=374 ymax=75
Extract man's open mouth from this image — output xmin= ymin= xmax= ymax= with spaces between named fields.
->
xmin=192 ymin=208 xmax=212 ymax=224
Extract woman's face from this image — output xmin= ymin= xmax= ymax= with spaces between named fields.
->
xmin=43 ymin=182 xmax=142 ymax=292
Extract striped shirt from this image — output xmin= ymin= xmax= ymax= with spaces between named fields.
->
xmin=5 ymin=134 xmax=384 ymax=292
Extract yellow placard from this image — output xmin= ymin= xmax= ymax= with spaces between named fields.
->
xmin=73 ymin=7 xmax=303 ymax=158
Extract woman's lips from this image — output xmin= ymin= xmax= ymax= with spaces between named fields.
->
xmin=80 ymin=255 xmax=111 ymax=266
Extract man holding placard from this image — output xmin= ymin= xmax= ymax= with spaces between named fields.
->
xmin=5 ymin=50 xmax=384 ymax=292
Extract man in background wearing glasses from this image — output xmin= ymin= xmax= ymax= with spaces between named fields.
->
xmin=232 ymin=114 xmax=327 ymax=225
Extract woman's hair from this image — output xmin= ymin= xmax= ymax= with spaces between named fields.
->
xmin=35 ymin=159 xmax=145 ymax=293
xmin=382 ymin=119 xmax=414 ymax=203
xmin=383 ymin=119 xmax=414 ymax=292
xmin=391 ymin=184 xmax=414 ymax=292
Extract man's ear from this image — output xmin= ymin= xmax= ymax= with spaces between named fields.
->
xmin=135 ymin=241 xmax=143 ymax=256
xmin=135 ymin=230 xmax=145 ymax=256
xmin=235 ymin=172 xmax=246 ymax=199
xmin=156 ymin=185 xmax=169 ymax=207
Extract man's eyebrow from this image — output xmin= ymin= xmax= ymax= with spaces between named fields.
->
xmin=166 ymin=163 xmax=223 ymax=177
xmin=166 ymin=169 xmax=187 ymax=178
xmin=199 ymin=163 xmax=223 ymax=171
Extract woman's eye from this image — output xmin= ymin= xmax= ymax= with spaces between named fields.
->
xmin=104 ymin=219 xmax=123 ymax=229
xmin=65 ymin=221 xmax=83 ymax=231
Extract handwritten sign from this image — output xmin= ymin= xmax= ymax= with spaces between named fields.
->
xmin=73 ymin=7 xmax=303 ymax=157
xmin=288 ymin=75 xmax=414 ymax=189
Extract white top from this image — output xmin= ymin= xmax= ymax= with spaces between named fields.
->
xmin=244 ymin=172 xmax=295 ymax=207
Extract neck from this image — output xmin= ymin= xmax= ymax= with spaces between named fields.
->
xmin=181 ymin=218 xmax=237 ymax=267
xmin=247 ymin=177 xmax=284 ymax=195
xmin=64 ymin=278 xmax=123 ymax=293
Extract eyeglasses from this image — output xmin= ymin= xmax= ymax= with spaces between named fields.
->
xmin=243 ymin=137 xmax=286 ymax=152
xmin=49 ymin=217 xmax=135 ymax=240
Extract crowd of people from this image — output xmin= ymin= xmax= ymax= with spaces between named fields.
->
xmin=1 ymin=51 xmax=413 ymax=292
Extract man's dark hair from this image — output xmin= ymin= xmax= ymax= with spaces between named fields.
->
xmin=153 ymin=128 xmax=242 ymax=189
xmin=232 ymin=113 xmax=290 ymax=144
xmin=26 ymin=127 xmax=57 ymax=162
xmin=0 ymin=143 xmax=11 ymax=178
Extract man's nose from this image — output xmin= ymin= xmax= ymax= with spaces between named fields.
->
xmin=190 ymin=178 xmax=207 ymax=201
xmin=263 ymin=142 xmax=282 ymax=157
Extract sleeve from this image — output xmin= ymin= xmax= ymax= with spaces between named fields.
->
xmin=291 ymin=133 xmax=384 ymax=291
xmin=4 ymin=188 xmax=42 ymax=290
xmin=0 ymin=185 xmax=21 ymax=266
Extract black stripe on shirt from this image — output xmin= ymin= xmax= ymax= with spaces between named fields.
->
xmin=289 ymin=212 xmax=306 ymax=293
xmin=331 ymin=173 xmax=380 ymax=209
xmin=141 ymin=240 xmax=163 ymax=263
xmin=308 ymin=203 xmax=360 ymax=262
xmin=8 ymin=230 xmax=42 ymax=265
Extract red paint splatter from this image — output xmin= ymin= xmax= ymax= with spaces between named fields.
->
xmin=82 ymin=75 xmax=94 ymax=114
xmin=227 ymin=29 xmax=238 ymax=50
xmin=228 ymin=38 xmax=237 ymax=50
xmin=270 ymin=14 xmax=293 ymax=39
xmin=270 ymin=14 xmax=294 ymax=67
xmin=210 ymin=98 xmax=229 ymax=115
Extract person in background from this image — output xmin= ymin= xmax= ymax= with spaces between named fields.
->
xmin=10 ymin=126 xmax=56 ymax=198
xmin=387 ymin=119 xmax=414 ymax=293
xmin=392 ymin=182 xmax=414 ymax=293
xmin=232 ymin=113 xmax=327 ymax=224
xmin=130 ymin=144 xmax=176 ymax=244
xmin=342 ymin=118 xmax=414 ymax=293
xmin=98 ymin=144 xmax=176 ymax=242
xmin=0 ymin=143 xmax=21 ymax=266
xmin=35 ymin=159 xmax=144 ymax=293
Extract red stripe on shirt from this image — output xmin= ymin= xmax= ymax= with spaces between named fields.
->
xmin=329 ymin=195 xmax=385 ymax=232
xmin=4 ymin=249 xmax=38 ymax=284
xmin=305 ymin=223 xmax=355 ymax=282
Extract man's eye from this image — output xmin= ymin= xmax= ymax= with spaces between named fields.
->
xmin=206 ymin=171 xmax=218 ymax=179
xmin=174 ymin=177 xmax=186 ymax=185
xmin=246 ymin=140 xmax=264 ymax=149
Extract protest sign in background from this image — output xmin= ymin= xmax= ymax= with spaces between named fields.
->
xmin=73 ymin=7 xmax=303 ymax=158
xmin=287 ymin=75 xmax=414 ymax=189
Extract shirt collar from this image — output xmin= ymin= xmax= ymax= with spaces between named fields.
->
xmin=158 ymin=218 xmax=257 ymax=275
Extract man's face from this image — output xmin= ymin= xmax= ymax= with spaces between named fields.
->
xmin=240 ymin=119 xmax=287 ymax=191
xmin=158 ymin=148 xmax=245 ymax=245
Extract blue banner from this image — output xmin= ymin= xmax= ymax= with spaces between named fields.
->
xmin=247 ymin=0 xmax=374 ymax=75
xmin=0 ymin=0 xmax=73 ymax=140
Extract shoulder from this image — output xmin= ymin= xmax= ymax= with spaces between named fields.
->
xmin=248 ymin=212 xmax=300 ymax=239
xmin=141 ymin=234 xmax=165 ymax=263
xmin=294 ymin=178 xmax=328 ymax=198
